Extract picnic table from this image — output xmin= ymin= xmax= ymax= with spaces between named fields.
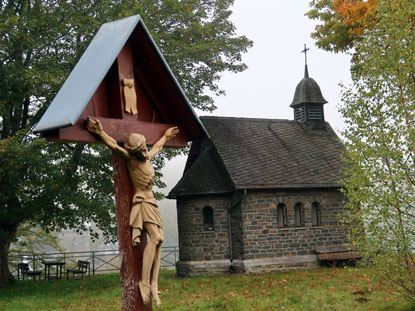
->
xmin=42 ymin=260 xmax=66 ymax=280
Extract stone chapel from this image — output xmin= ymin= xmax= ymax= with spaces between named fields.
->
xmin=168 ymin=64 xmax=349 ymax=276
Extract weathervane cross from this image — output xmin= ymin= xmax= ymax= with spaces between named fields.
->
xmin=302 ymin=43 xmax=310 ymax=65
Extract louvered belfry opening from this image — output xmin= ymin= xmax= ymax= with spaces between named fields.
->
xmin=308 ymin=105 xmax=323 ymax=120
xmin=294 ymin=107 xmax=305 ymax=121
xmin=290 ymin=64 xmax=327 ymax=123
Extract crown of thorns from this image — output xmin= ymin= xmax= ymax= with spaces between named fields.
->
xmin=125 ymin=134 xmax=146 ymax=153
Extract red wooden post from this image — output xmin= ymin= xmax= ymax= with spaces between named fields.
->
xmin=110 ymin=41 xmax=152 ymax=311
xmin=112 ymin=153 xmax=152 ymax=311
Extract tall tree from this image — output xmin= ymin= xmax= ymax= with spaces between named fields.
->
xmin=0 ymin=0 xmax=252 ymax=284
xmin=340 ymin=0 xmax=415 ymax=302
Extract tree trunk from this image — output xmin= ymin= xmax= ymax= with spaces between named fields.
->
xmin=0 ymin=238 xmax=12 ymax=285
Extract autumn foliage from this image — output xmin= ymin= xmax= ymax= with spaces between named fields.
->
xmin=336 ymin=0 xmax=377 ymax=34
xmin=339 ymin=0 xmax=415 ymax=303
xmin=307 ymin=0 xmax=378 ymax=52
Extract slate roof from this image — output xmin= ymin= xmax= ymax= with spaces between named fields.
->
xmin=290 ymin=65 xmax=327 ymax=108
xmin=169 ymin=116 xmax=345 ymax=197
xmin=169 ymin=138 xmax=233 ymax=197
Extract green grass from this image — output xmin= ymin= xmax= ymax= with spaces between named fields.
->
xmin=0 ymin=268 xmax=414 ymax=311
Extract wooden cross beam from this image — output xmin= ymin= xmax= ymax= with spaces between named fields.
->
xmin=43 ymin=116 xmax=187 ymax=145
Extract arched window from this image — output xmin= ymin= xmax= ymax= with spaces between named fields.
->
xmin=277 ymin=203 xmax=287 ymax=228
xmin=312 ymin=202 xmax=321 ymax=226
xmin=203 ymin=206 xmax=214 ymax=231
xmin=294 ymin=203 xmax=304 ymax=227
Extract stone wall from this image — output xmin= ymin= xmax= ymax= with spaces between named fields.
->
xmin=176 ymin=195 xmax=232 ymax=262
xmin=176 ymin=188 xmax=349 ymax=276
xmin=239 ymin=189 xmax=348 ymax=261
xmin=230 ymin=203 xmax=243 ymax=261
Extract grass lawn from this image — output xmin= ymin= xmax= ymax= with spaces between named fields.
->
xmin=0 ymin=267 xmax=413 ymax=311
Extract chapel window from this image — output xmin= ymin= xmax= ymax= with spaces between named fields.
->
xmin=277 ymin=203 xmax=287 ymax=228
xmin=312 ymin=202 xmax=322 ymax=226
xmin=294 ymin=203 xmax=304 ymax=227
xmin=203 ymin=206 xmax=214 ymax=231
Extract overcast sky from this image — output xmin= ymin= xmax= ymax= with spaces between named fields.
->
xmin=158 ymin=1 xmax=352 ymax=199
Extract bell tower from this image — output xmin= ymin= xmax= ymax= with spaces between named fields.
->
xmin=290 ymin=45 xmax=327 ymax=124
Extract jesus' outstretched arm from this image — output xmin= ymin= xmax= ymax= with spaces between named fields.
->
xmin=147 ymin=126 xmax=179 ymax=160
xmin=86 ymin=117 xmax=131 ymax=161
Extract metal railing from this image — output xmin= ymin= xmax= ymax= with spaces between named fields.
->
xmin=9 ymin=246 xmax=178 ymax=279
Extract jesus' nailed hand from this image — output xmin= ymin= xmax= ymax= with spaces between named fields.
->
xmin=86 ymin=117 xmax=179 ymax=307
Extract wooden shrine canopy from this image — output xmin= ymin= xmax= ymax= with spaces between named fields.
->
xmin=33 ymin=15 xmax=207 ymax=147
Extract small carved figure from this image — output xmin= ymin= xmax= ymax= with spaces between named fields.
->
xmin=86 ymin=117 xmax=179 ymax=307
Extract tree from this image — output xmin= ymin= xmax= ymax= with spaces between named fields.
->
xmin=340 ymin=0 xmax=415 ymax=302
xmin=306 ymin=0 xmax=378 ymax=53
xmin=0 ymin=0 xmax=252 ymax=285
xmin=10 ymin=222 xmax=65 ymax=255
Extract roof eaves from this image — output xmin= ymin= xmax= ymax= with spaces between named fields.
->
xmin=167 ymin=190 xmax=234 ymax=199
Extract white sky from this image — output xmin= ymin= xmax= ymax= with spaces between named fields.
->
xmin=158 ymin=1 xmax=352 ymax=200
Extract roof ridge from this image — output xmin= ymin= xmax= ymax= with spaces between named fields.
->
xmin=200 ymin=116 xmax=295 ymax=123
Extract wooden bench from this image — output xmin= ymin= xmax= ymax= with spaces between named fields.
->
xmin=315 ymin=246 xmax=362 ymax=267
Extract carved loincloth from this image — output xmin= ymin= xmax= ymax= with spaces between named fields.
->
xmin=129 ymin=198 xmax=162 ymax=246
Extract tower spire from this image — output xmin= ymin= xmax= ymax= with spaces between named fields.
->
xmin=301 ymin=44 xmax=310 ymax=78
xmin=291 ymin=44 xmax=328 ymax=125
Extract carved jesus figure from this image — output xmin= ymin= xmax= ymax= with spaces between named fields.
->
xmin=86 ymin=117 xmax=178 ymax=307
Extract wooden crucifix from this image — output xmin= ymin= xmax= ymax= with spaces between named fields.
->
xmin=34 ymin=15 xmax=206 ymax=310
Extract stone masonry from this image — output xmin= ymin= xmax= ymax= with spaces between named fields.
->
xmin=176 ymin=188 xmax=348 ymax=276
xmin=176 ymin=195 xmax=232 ymax=276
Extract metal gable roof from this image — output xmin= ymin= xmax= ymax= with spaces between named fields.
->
xmin=33 ymin=15 xmax=207 ymax=137
xmin=34 ymin=15 xmax=140 ymax=133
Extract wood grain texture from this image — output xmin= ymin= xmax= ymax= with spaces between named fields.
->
xmin=46 ymin=116 xmax=188 ymax=147
xmin=118 ymin=40 xmax=137 ymax=121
